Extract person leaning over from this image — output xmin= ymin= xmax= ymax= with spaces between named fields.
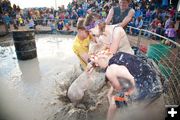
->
xmin=89 ymin=51 xmax=162 ymax=120
xmin=72 ymin=18 xmax=95 ymax=70
xmin=105 ymin=0 xmax=135 ymax=28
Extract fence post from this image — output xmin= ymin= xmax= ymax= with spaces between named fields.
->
xmin=137 ymin=28 xmax=142 ymax=48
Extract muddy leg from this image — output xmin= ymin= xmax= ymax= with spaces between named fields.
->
xmin=107 ymin=96 xmax=117 ymax=120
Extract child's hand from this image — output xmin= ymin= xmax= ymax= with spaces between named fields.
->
xmin=87 ymin=67 xmax=94 ymax=75
xmin=86 ymin=63 xmax=94 ymax=76
xmin=86 ymin=63 xmax=93 ymax=71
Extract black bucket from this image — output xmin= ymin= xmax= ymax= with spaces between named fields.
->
xmin=12 ymin=30 xmax=37 ymax=60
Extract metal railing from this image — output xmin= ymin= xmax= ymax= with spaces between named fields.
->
xmin=127 ymin=26 xmax=180 ymax=105
xmin=21 ymin=18 xmax=77 ymax=28
xmin=8 ymin=18 xmax=78 ymax=34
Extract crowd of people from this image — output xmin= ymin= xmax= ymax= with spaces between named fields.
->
xmin=0 ymin=0 xmax=179 ymax=39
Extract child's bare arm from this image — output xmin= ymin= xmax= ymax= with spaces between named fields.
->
xmin=80 ymin=52 xmax=89 ymax=63
xmin=107 ymin=64 xmax=135 ymax=93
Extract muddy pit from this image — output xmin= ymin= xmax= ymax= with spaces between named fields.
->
xmin=0 ymin=34 xmax=165 ymax=120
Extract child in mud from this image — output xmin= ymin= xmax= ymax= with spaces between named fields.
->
xmin=87 ymin=51 xmax=162 ymax=120
xmin=72 ymin=18 xmax=94 ymax=70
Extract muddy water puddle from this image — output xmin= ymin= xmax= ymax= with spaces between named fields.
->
xmin=0 ymin=34 xmax=78 ymax=120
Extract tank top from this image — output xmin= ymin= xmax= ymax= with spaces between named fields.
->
xmin=112 ymin=6 xmax=131 ymax=25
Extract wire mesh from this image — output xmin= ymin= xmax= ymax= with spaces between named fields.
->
xmin=127 ymin=26 xmax=180 ymax=105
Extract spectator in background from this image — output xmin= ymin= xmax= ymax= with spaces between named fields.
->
xmin=57 ymin=20 xmax=64 ymax=30
xmin=3 ymin=12 xmax=10 ymax=28
xmin=134 ymin=6 xmax=142 ymax=19
xmin=106 ymin=0 xmax=135 ymax=28
xmin=148 ymin=17 xmax=161 ymax=38
xmin=70 ymin=10 xmax=78 ymax=25
xmin=160 ymin=10 xmax=169 ymax=23
xmin=82 ymin=2 xmax=89 ymax=13
xmin=145 ymin=8 xmax=151 ymax=22
xmin=162 ymin=0 xmax=169 ymax=9
xmin=59 ymin=12 xmax=65 ymax=20
xmin=101 ymin=8 xmax=107 ymax=19
xmin=63 ymin=22 xmax=72 ymax=31
xmin=64 ymin=16 xmax=70 ymax=26
xmin=165 ymin=22 xmax=176 ymax=47
xmin=50 ymin=20 xmax=56 ymax=33
xmin=67 ymin=2 xmax=72 ymax=11
xmin=164 ymin=15 xmax=173 ymax=29
xmin=169 ymin=7 xmax=176 ymax=18
xmin=134 ymin=16 xmax=143 ymax=34
xmin=28 ymin=18 xmax=35 ymax=29
xmin=77 ymin=6 xmax=84 ymax=17
xmin=49 ymin=13 xmax=54 ymax=20
xmin=156 ymin=23 xmax=164 ymax=40
xmin=151 ymin=8 xmax=160 ymax=20
xmin=18 ymin=16 xmax=24 ymax=26
xmin=150 ymin=17 xmax=161 ymax=32
xmin=129 ymin=16 xmax=143 ymax=35
xmin=149 ymin=0 xmax=155 ymax=11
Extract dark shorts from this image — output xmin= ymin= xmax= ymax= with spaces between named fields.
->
xmin=114 ymin=91 xmax=128 ymax=108
xmin=115 ymin=100 xmax=127 ymax=108
xmin=115 ymin=101 xmax=127 ymax=108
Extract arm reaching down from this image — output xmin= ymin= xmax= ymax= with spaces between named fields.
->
xmin=119 ymin=9 xmax=135 ymax=28
xmin=106 ymin=64 xmax=135 ymax=93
